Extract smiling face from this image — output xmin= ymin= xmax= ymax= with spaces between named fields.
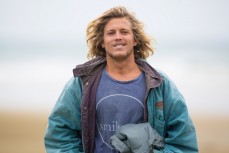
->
xmin=102 ymin=17 xmax=137 ymax=61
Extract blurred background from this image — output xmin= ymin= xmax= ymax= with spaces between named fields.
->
xmin=0 ymin=0 xmax=229 ymax=152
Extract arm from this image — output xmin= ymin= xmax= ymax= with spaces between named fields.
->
xmin=44 ymin=77 xmax=84 ymax=153
xmin=155 ymin=73 xmax=198 ymax=153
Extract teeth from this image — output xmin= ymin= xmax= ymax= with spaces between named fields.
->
xmin=114 ymin=45 xmax=123 ymax=48
xmin=114 ymin=44 xmax=124 ymax=47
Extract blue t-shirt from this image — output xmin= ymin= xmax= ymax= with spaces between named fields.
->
xmin=94 ymin=68 xmax=146 ymax=153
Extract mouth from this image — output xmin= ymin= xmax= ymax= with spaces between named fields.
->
xmin=113 ymin=43 xmax=125 ymax=48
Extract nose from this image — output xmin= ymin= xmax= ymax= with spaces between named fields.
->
xmin=114 ymin=32 xmax=122 ymax=40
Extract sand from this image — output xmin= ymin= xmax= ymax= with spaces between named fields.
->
xmin=0 ymin=111 xmax=229 ymax=153
xmin=0 ymin=111 xmax=47 ymax=153
xmin=192 ymin=115 xmax=229 ymax=153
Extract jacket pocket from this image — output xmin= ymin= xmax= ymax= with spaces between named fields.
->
xmin=154 ymin=107 xmax=165 ymax=137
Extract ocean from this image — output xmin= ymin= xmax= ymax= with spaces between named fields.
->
xmin=0 ymin=42 xmax=228 ymax=116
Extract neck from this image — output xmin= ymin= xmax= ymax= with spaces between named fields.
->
xmin=106 ymin=57 xmax=142 ymax=81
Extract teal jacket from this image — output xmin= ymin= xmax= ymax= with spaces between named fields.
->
xmin=44 ymin=57 xmax=198 ymax=153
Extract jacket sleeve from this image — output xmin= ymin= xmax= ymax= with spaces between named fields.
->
xmin=44 ymin=77 xmax=84 ymax=153
xmin=154 ymin=73 xmax=198 ymax=153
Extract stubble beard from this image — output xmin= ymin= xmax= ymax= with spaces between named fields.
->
xmin=107 ymin=49 xmax=134 ymax=62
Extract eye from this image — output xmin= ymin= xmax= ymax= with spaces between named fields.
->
xmin=107 ymin=31 xmax=115 ymax=35
xmin=121 ymin=30 xmax=129 ymax=34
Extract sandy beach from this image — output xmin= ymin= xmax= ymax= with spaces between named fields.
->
xmin=0 ymin=112 xmax=47 ymax=153
xmin=0 ymin=111 xmax=228 ymax=153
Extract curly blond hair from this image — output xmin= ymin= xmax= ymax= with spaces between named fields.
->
xmin=86 ymin=6 xmax=154 ymax=59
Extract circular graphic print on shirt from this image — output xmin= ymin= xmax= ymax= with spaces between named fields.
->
xmin=95 ymin=94 xmax=144 ymax=149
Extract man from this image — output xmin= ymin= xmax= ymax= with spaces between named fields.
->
xmin=44 ymin=6 xmax=198 ymax=153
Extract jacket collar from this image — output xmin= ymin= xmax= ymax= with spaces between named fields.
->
xmin=73 ymin=56 xmax=106 ymax=77
xmin=73 ymin=56 xmax=163 ymax=88
xmin=135 ymin=58 xmax=163 ymax=88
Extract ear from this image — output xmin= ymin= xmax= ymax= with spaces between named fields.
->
xmin=133 ymin=40 xmax=137 ymax=47
xmin=102 ymin=43 xmax=105 ymax=48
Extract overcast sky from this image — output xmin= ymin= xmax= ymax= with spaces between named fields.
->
xmin=1 ymin=0 xmax=229 ymax=46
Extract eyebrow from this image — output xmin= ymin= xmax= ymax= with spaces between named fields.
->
xmin=106 ymin=28 xmax=130 ymax=32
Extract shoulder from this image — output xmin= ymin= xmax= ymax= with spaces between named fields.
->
xmin=154 ymin=69 xmax=178 ymax=89
xmin=61 ymin=77 xmax=83 ymax=95
xmin=73 ymin=57 xmax=106 ymax=77
xmin=151 ymin=68 xmax=185 ymax=107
